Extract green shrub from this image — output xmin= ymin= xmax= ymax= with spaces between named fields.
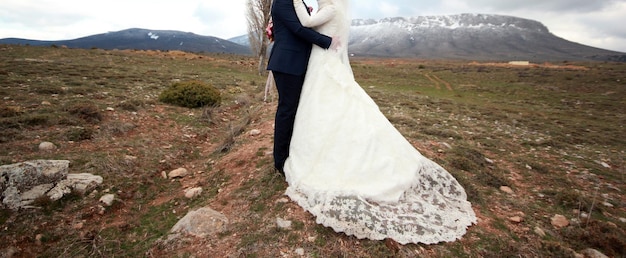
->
xmin=158 ymin=80 xmax=221 ymax=108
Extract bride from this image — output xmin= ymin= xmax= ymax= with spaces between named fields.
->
xmin=282 ymin=0 xmax=477 ymax=245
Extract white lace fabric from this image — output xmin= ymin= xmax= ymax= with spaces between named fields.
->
xmin=284 ymin=0 xmax=476 ymax=244
xmin=286 ymin=156 xmax=476 ymax=244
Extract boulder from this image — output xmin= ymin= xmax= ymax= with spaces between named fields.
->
xmin=170 ymin=207 xmax=228 ymax=238
xmin=1 ymin=160 xmax=69 ymax=192
xmin=1 ymin=160 xmax=103 ymax=210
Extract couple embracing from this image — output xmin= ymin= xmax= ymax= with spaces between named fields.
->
xmin=266 ymin=0 xmax=476 ymax=245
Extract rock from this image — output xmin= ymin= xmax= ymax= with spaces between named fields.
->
xmin=38 ymin=142 xmax=57 ymax=151
xmin=276 ymin=197 xmax=290 ymax=203
xmin=99 ymin=194 xmax=115 ymax=206
xmin=88 ymin=190 xmax=98 ymax=198
xmin=35 ymin=233 xmax=43 ymax=245
xmin=0 ymin=247 xmax=19 ymax=257
xmin=500 ymin=186 xmax=514 ymax=194
xmin=440 ymin=142 xmax=452 ymax=149
xmin=19 ymin=184 xmax=54 ymax=206
xmin=184 ymin=187 xmax=203 ymax=199
xmin=1 ymin=187 xmax=20 ymax=210
xmin=48 ymin=173 xmax=103 ymax=201
xmin=619 ymin=217 xmax=626 ymax=223
xmin=249 ymin=129 xmax=261 ymax=136
xmin=1 ymin=160 xmax=70 ymax=209
xmin=551 ymin=214 xmax=570 ymax=228
xmin=66 ymin=173 xmax=103 ymax=194
xmin=168 ymin=168 xmax=189 ymax=179
xmin=124 ymin=155 xmax=137 ymax=161
xmin=594 ymin=161 xmax=611 ymax=168
xmin=601 ymin=202 xmax=613 ymax=208
xmin=73 ymin=222 xmax=84 ymax=230
xmin=295 ymin=248 xmax=305 ymax=256
xmin=170 ymin=207 xmax=228 ymax=238
xmin=509 ymin=216 xmax=523 ymax=223
xmin=580 ymin=248 xmax=609 ymax=258
xmin=534 ymin=226 xmax=546 ymax=237
xmin=46 ymin=183 xmax=72 ymax=202
xmin=1 ymin=160 xmax=69 ymax=190
xmin=97 ymin=205 xmax=106 ymax=215
xmin=276 ymin=217 xmax=292 ymax=229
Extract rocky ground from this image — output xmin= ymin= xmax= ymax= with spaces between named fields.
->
xmin=1 ymin=46 xmax=624 ymax=257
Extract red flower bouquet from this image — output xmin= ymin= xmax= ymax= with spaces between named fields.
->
xmin=265 ymin=20 xmax=274 ymax=42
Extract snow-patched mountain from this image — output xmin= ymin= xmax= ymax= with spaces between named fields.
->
xmin=0 ymin=28 xmax=251 ymax=55
xmin=349 ymin=14 xmax=624 ymax=61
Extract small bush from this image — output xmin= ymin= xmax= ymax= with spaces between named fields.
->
xmin=116 ymin=99 xmax=145 ymax=111
xmin=0 ymin=106 xmax=21 ymax=118
xmin=31 ymin=85 xmax=64 ymax=95
xmin=561 ymin=221 xmax=626 ymax=257
xmin=448 ymin=146 xmax=488 ymax=171
xmin=158 ymin=80 xmax=221 ymax=108
xmin=20 ymin=113 xmax=54 ymax=127
xmin=100 ymin=121 xmax=136 ymax=136
xmin=65 ymin=101 xmax=102 ymax=123
xmin=0 ymin=128 xmax=22 ymax=143
xmin=65 ymin=126 xmax=95 ymax=141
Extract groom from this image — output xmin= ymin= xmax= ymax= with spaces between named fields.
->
xmin=267 ymin=0 xmax=335 ymax=174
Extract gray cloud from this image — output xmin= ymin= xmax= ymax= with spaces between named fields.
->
xmin=0 ymin=3 xmax=86 ymax=28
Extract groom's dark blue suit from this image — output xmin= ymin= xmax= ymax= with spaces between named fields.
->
xmin=267 ymin=0 xmax=332 ymax=173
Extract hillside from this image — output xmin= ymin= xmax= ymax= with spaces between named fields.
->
xmin=0 ymin=45 xmax=625 ymax=257
xmin=0 ymin=28 xmax=251 ymax=55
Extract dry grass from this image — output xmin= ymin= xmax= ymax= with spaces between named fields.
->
xmin=0 ymin=45 xmax=624 ymax=257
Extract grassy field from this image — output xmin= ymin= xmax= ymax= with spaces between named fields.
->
xmin=1 ymin=45 xmax=624 ymax=257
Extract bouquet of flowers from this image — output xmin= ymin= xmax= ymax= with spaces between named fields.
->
xmin=265 ymin=20 xmax=274 ymax=42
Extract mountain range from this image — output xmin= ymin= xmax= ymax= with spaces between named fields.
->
xmin=0 ymin=28 xmax=251 ymax=56
xmin=2 ymin=14 xmax=624 ymax=62
xmin=347 ymin=14 xmax=625 ymax=62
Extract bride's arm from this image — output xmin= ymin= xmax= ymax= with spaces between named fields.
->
xmin=294 ymin=0 xmax=336 ymax=28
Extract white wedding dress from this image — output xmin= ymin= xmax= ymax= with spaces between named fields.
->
xmin=283 ymin=0 xmax=476 ymax=245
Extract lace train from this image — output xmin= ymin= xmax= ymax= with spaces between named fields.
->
xmin=286 ymin=156 xmax=476 ymax=245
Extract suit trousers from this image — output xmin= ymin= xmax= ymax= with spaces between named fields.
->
xmin=272 ymin=71 xmax=306 ymax=172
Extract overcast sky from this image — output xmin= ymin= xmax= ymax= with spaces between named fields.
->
xmin=1 ymin=0 xmax=625 ymax=53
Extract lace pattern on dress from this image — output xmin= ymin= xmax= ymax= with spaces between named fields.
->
xmin=286 ymin=157 xmax=476 ymax=245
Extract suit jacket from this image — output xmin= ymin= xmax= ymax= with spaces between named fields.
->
xmin=267 ymin=0 xmax=332 ymax=76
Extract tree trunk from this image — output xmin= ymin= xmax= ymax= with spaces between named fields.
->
xmin=257 ymin=42 xmax=268 ymax=75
